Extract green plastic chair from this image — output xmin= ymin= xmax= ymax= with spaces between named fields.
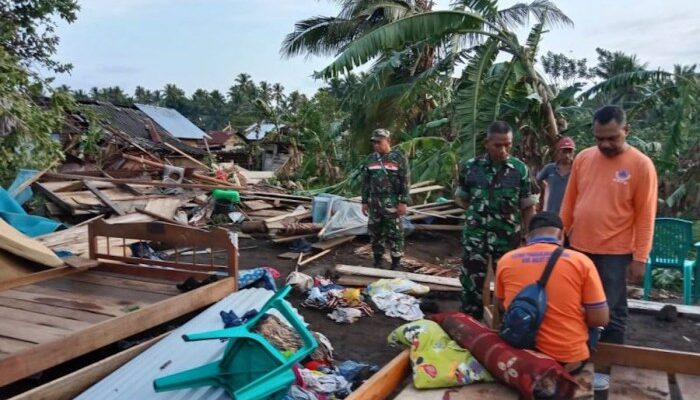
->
xmin=153 ymin=285 xmax=317 ymax=399
xmin=643 ymin=218 xmax=699 ymax=305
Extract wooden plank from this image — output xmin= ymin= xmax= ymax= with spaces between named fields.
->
xmin=0 ymin=218 xmax=63 ymax=268
xmin=335 ymin=265 xmax=461 ymax=288
xmin=0 ymin=249 xmax=43 ymax=282
xmin=246 ymin=209 xmax=291 ymax=218
xmin=0 ymin=318 xmax=71 ymax=344
xmin=0 ymin=297 xmax=109 ymax=324
xmin=395 ymin=382 xmax=518 ymax=400
xmin=264 ymin=209 xmax=310 ymax=223
xmin=336 ymin=275 xmax=461 ymax=292
xmin=0 ymin=337 xmax=35 ymax=354
xmin=271 ymin=233 xmax=316 ymax=243
xmin=628 ymin=299 xmax=700 ymax=317
xmin=163 ymin=142 xmax=211 ymax=171
xmin=676 ymin=374 xmax=700 ymax=400
xmin=243 ymin=200 xmax=274 ymax=211
xmin=593 ymin=343 xmax=700 ymax=375
xmin=0 ymin=266 xmax=81 ymax=292
xmin=43 ymin=172 xmax=243 ymax=191
xmin=37 ymin=277 xmax=171 ymax=305
xmin=1 ymin=287 xmax=129 ymax=318
xmin=312 ymin=235 xmax=356 ymax=250
xmin=0 ymin=306 xmax=92 ymax=331
xmin=8 ymin=334 xmax=164 ymax=400
xmin=277 ymin=252 xmax=304 ymax=260
xmin=608 ymin=365 xmax=669 ymax=400
xmin=347 ymin=350 xmax=410 ymax=400
xmin=0 ymin=277 xmax=236 ymax=387
xmin=33 ymin=182 xmax=75 ymax=215
xmin=299 ymin=249 xmax=331 ymax=266
xmin=412 ymin=224 xmax=463 ymax=231
xmin=409 ymin=185 xmax=444 ymax=194
xmin=67 ymin=272 xmax=180 ymax=296
xmin=409 ymin=180 xmax=435 ymax=189
xmin=83 ymin=180 xmax=126 ymax=215
xmin=142 ymin=197 xmax=185 ymax=220
xmin=94 ymin=262 xmax=216 ymax=283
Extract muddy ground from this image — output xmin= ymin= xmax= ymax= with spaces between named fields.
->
xmin=3 ymin=231 xmax=698 ymax=399
xmin=237 ymin=231 xmax=700 ymax=368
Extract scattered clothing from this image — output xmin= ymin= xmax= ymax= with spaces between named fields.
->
xmin=289 ymin=239 xmax=313 ymax=253
xmin=129 ymin=242 xmax=164 ymax=260
xmin=302 ymin=286 xmax=373 ymax=321
xmin=285 ymin=385 xmax=320 ymax=400
xmin=327 ymin=308 xmax=363 ymax=324
xmin=287 ymin=271 xmax=314 ymax=292
xmin=388 ymin=319 xmax=492 ymax=389
xmin=297 ymin=367 xmax=351 ymax=396
xmin=366 ymin=278 xmax=429 ymax=296
xmin=336 ymin=360 xmax=379 ymax=384
xmin=371 ymin=292 xmax=423 ymax=321
xmin=220 ymin=309 xmax=258 ymax=328
xmin=176 ymin=275 xmax=219 ymax=292
xmin=254 ymin=314 xmax=334 ymax=362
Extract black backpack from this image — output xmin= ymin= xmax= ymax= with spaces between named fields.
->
xmin=499 ymin=246 xmax=564 ymax=349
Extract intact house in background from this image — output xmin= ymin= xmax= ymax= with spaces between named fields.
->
xmin=243 ymin=121 xmax=291 ymax=171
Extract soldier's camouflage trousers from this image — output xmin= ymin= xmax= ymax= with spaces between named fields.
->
xmin=368 ymin=210 xmax=404 ymax=259
xmin=460 ymin=238 xmax=511 ymax=320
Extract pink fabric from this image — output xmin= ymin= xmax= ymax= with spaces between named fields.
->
xmin=431 ymin=312 xmax=578 ymax=400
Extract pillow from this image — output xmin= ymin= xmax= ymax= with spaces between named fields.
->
xmin=430 ymin=312 xmax=578 ymax=400
xmin=388 ymin=319 xmax=492 ymax=389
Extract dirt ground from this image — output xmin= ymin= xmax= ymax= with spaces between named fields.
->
xmin=3 ymin=231 xmax=698 ymax=399
xmin=238 ymin=231 xmax=700 ymax=368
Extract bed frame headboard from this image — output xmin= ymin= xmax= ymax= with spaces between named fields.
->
xmin=87 ymin=218 xmax=238 ymax=286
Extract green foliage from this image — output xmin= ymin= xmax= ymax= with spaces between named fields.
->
xmin=0 ymin=0 xmax=79 ymax=73
xmin=0 ymin=48 xmax=70 ymax=183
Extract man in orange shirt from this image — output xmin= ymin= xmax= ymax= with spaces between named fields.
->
xmin=496 ymin=212 xmax=609 ymax=366
xmin=560 ymin=105 xmax=657 ymax=390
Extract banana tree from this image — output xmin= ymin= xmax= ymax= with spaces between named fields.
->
xmin=315 ymin=1 xmax=572 ymax=168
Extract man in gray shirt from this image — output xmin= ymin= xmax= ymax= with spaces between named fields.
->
xmin=537 ymin=137 xmax=575 ymax=213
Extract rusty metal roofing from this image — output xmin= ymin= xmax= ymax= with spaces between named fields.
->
xmin=136 ymin=104 xmax=211 ymax=140
xmin=76 ymin=287 xmax=306 ymax=400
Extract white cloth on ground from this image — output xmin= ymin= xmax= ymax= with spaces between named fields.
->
xmin=371 ymin=291 xmax=424 ymax=321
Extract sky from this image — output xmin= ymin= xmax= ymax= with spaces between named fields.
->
xmin=50 ymin=0 xmax=700 ymax=96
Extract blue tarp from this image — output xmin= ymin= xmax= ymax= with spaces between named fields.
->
xmin=0 ymin=176 xmax=63 ymax=237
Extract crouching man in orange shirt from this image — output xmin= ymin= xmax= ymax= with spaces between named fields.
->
xmin=496 ymin=212 xmax=609 ymax=370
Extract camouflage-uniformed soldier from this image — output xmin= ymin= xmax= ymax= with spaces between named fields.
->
xmin=361 ymin=129 xmax=410 ymax=270
xmin=455 ymin=121 xmax=537 ymax=319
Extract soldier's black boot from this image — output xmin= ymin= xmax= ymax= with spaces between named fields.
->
xmin=373 ymin=254 xmax=383 ymax=268
xmin=391 ymin=256 xmax=401 ymax=270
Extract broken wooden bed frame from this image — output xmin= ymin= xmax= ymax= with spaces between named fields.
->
xmin=0 ymin=218 xmax=238 ymax=388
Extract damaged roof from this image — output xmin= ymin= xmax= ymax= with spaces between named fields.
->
xmin=136 ymin=104 xmax=211 ymax=140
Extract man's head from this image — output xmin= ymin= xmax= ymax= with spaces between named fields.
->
xmin=593 ymin=106 xmax=629 ymax=157
xmin=371 ymin=128 xmax=392 ymax=154
xmin=527 ymin=211 xmax=564 ymax=243
xmin=485 ymin=121 xmax=513 ymax=162
xmin=555 ymin=136 xmax=576 ymax=165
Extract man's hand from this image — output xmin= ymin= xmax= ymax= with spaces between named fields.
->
xmin=627 ymin=260 xmax=646 ymax=284
xmin=362 ymin=203 xmax=369 ymax=216
xmin=397 ymin=203 xmax=407 ymax=216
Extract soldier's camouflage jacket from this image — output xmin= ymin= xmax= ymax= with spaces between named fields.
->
xmin=361 ymin=150 xmax=410 ymax=213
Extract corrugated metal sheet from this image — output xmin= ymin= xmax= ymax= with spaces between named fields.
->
xmin=136 ymin=103 xmax=211 ymax=140
xmin=77 ymin=288 xmax=306 ymax=400
xmin=244 ymin=122 xmax=278 ymax=141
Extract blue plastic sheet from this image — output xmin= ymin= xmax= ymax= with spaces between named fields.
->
xmin=0 ymin=187 xmax=62 ymax=237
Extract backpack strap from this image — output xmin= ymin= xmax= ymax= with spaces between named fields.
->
xmin=537 ymin=246 xmax=564 ymax=287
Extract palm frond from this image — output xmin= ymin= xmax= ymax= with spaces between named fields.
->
xmin=341 ymin=0 xmax=416 ymax=21
xmin=525 ymin=22 xmax=545 ymax=62
xmin=580 ymin=70 xmax=671 ymax=99
xmin=281 ymin=16 xmax=359 ymax=58
xmin=453 ymin=38 xmax=500 ymax=158
xmin=450 ymin=0 xmax=498 ymax=18
xmin=497 ymin=0 xmax=573 ymax=30
xmin=319 ymin=11 xmax=494 ymax=78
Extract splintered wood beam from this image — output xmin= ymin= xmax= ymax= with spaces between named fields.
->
xmin=346 ymin=350 xmax=410 ymax=400
xmin=83 ymin=180 xmax=126 ymax=216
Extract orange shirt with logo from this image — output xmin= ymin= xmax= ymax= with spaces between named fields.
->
xmin=559 ymin=146 xmax=658 ymax=262
xmin=496 ymin=242 xmax=607 ymax=362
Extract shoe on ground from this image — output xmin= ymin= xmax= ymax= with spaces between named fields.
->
xmin=593 ymin=372 xmax=610 ymax=391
